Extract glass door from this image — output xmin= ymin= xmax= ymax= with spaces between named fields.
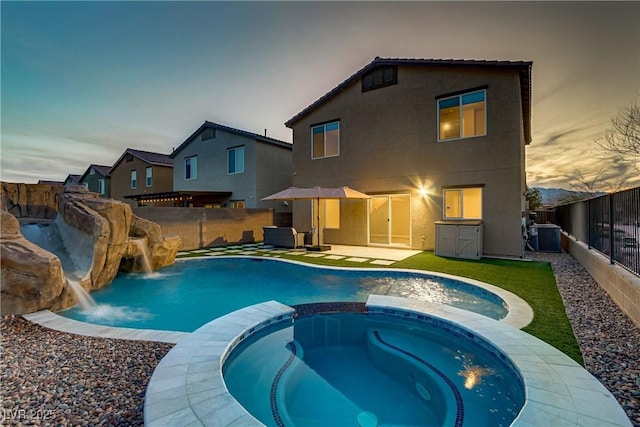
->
xmin=369 ymin=195 xmax=411 ymax=246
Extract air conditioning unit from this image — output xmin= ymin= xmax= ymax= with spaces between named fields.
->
xmin=532 ymin=224 xmax=561 ymax=252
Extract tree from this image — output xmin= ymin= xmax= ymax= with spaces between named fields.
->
xmin=526 ymin=187 xmax=543 ymax=210
xmin=597 ymin=100 xmax=640 ymax=173
xmin=569 ymin=167 xmax=629 ymax=197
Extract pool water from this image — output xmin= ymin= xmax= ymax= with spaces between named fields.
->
xmin=223 ymin=312 xmax=525 ymax=427
xmin=60 ymin=257 xmax=508 ymax=332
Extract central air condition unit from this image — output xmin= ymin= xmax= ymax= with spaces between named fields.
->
xmin=533 ymin=224 xmax=561 ymax=252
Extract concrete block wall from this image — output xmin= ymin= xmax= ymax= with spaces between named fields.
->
xmin=133 ymin=207 xmax=274 ymax=250
xmin=562 ymin=232 xmax=640 ymax=328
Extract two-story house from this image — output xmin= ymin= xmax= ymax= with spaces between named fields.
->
xmin=169 ymin=121 xmax=292 ymax=211
xmin=285 ymin=57 xmax=532 ymax=258
xmin=109 ymin=148 xmax=174 ymax=207
xmin=79 ymin=164 xmax=111 ymax=197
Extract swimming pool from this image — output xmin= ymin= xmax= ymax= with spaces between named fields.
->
xmin=223 ymin=312 xmax=525 ymax=427
xmin=60 ymin=257 xmax=508 ymax=331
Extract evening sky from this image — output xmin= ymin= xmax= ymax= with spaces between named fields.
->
xmin=1 ymin=1 xmax=639 ymax=188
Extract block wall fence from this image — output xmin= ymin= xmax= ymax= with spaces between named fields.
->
xmin=133 ymin=207 xmax=286 ymax=251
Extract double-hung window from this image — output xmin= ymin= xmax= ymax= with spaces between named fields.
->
xmin=98 ymin=179 xmax=105 ymax=195
xmin=185 ymin=156 xmax=197 ymax=180
xmin=443 ymin=187 xmax=483 ymax=219
xmin=130 ymin=170 xmax=137 ymax=189
xmin=227 ymin=146 xmax=245 ymax=174
xmin=438 ymin=89 xmax=486 ymax=141
xmin=145 ymin=167 xmax=153 ymax=187
xmin=311 ymin=121 xmax=339 ymax=159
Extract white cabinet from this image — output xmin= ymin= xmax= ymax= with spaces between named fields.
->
xmin=435 ymin=221 xmax=483 ymax=260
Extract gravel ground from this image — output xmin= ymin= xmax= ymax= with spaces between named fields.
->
xmin=0 ymin=319 xmax=172 ymax=426
xmin=531 ymin=251 xmax=639 ymax=426
xmin=0 ymin=251 xmax=638 ymax=426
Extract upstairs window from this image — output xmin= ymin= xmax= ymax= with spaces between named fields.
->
xmin=362 ymin=65 xmax=397 ymax=92
xmin=98 ymin=179 xmax=105 ymax=195
xmin=146 ymin=167 xmax=153 ymax=187
xmin=202 ymin=127 xmax=216 ymax=141
xmin=311 ymin=121 xmax=340 ymax=159
xmin=185 ymin=156 xmax=197 ymax=180
xmin=443 ymin=187 xmax=482 ymax=220
xmin=130 ymin=170 xmax=137 ymax=189
xmin=89 ymin=168 xmax=95 ymax=175
xmin=227 ymin=146 xmax=245 ymax=174
xmin=438 ymin=89 xmax=486 ymax=141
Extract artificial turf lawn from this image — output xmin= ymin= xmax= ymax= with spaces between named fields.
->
xmin=276 ymin=250 xmax=584 ymax=365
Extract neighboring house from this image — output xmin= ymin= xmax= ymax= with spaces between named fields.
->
xmin=285 ymin=57 xmax=532 ymax=258
xmin=169 ymin=121 xmax=292 ymax=211
xmin=79 ymin=164 xmax=111 ymax=197
xmin=109 ymin=148 xmax=174 ymax=207
xmin=63 ymin=174 xmax=82 ymax=186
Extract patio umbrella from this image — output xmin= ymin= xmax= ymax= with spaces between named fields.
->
xmin=261 ymin=186 xmax=370 ymax=249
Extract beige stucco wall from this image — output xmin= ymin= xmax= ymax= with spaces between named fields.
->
xmin=289 ymin=65 xmax=527 ymax=257
xmin=111 ymin=158 xmax=173 ymax=207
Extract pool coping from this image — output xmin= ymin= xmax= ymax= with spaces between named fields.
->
xmin=144 ymin=297 xmax=631 ymax=427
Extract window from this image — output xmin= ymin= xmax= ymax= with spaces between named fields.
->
xmin=227 ymin=146 xmax=245 ymax=174
xmin=311 ymin=121 xmax=340 ymax=159
xmin=98 ymin=179 xmax=105 ymax=195
xmin=185 ymin=156 xmax=197 ymax=180
xmin=146 ymin=167 xmax=153 ymax=187
xmin=362 ymin=65 xmax=397 ymax=92
xmin=443 ymin=187 xmax=482 ymax=219
xmin=125 ymin=153 xmax=133 ymax=162
xmin=202 ymin=127 xmax=216 ymax=141
xmin=320 ymin=199 xmax=340 ymax=229
xmin=230 ymin=200 xmax=245 ymax=208
xmin=130 ymin=170 xmax=137 ymax=189
xmin=89 ymin=168 xmax=95 ymax=175
xmin=438 ymin=89 xmax=486 ymax=141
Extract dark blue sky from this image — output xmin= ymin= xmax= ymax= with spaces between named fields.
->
xmin=2 ymin=1 xmax=638 ymax=188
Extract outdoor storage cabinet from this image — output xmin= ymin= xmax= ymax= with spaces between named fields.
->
xmin=435 ymin=221 xmax=483 ymax=260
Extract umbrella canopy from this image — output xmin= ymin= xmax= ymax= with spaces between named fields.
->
xmin=261 ymin=186 xmax=370 ymax=201
xmin=261 ymin=186 xmax=370 ymax=249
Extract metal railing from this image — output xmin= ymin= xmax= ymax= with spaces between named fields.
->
xmin=556 ymin=186 xmax=639 ymax=275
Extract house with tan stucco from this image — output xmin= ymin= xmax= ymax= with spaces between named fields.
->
xmin=285 ymin=57 xmax=532 ymax=258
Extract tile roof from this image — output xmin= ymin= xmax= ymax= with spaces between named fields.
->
xmin=170 ymin=121 xmax=292 ymax=158
xmin=285 ymin=57 xmax=533 ymax=144
xmin=126 ymin=148 xmax=173 ymax=166
xmin=79 ymin=164 xmax=112 ymax=182
xmin=111 ymin=148 xmax=173 ymax=171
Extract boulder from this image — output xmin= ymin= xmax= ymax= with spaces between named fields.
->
xmin=1 ymin=182 xmax=62 ymax=219
xmin=0 ymin=211 xmax=67 ymax=314
xmin=125 ymin=215 xmax=180 ymax=271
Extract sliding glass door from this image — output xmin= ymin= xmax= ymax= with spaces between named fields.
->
xmin=369 ymin=195 xmax=411 ymax=246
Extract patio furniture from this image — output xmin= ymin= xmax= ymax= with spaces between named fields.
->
xmin=263 ymin=226 xmax=305 ymax=249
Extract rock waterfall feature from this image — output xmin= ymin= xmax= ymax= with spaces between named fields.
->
xmin=1 ymin=183 xmax=181 ymax=315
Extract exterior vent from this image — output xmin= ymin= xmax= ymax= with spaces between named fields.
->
xmin=362 ymin=66 xmax=397 ymax=92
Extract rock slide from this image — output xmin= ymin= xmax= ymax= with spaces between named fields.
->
xmin=1 ymin=183 xmax=181 ymax=315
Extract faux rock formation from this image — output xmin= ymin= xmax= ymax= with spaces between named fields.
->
xmin=0 ymin=210 xmax=67 ymax=314
xmin=1 ymin=183 xmax=182 ymax=314
xmin=1 ymin=182 xmax=62 ymax=219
